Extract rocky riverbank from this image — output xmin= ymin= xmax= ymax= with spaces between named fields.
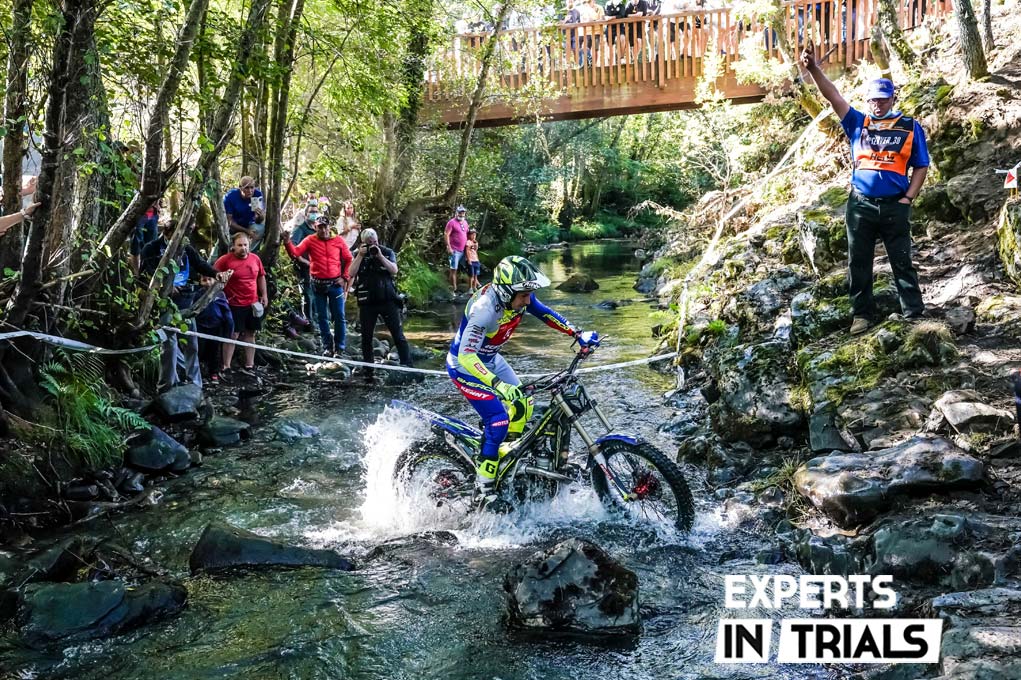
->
xmin=643 ymin=13 xmax=1021 ymax=678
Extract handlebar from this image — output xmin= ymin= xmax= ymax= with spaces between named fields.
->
xmin=522 ymin=343 xmax=599 ymax=395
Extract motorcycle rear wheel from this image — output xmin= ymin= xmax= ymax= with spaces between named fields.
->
xmin=591 ymin=440 xmax=695 ymax=532
xmin=393 ymin=436 xmax=475 ymax=513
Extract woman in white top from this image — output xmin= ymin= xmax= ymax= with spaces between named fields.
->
xmin=339 ymin=200 xmax=361 ymax=249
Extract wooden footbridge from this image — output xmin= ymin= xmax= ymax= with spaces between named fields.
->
xmin=423 ymin=0 xmax=949 ymax=127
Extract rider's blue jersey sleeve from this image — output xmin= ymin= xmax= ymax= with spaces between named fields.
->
xmin=526 ymin=294 xmax=577 ymax=337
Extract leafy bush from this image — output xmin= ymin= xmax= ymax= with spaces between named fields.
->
xmin=38 ymin=358 xmax=149 ymax=470
xmin=396 ymin=244 xmax=447 ymax=306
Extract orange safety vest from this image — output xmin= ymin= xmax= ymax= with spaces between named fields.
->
xmin=853 ymin=114 xmax=916 ymax=176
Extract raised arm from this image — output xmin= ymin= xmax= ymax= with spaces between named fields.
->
xmin=800 ymin=42 xmax=850 ymax=120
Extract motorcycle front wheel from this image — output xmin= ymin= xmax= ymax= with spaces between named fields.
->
xmin=591 ymin=440 xmax=695 ymax=532
xmin=392 ymin=435 xmax=475 ymax=513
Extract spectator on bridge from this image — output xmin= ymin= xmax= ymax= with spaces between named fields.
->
xmin=625 ymin=0 xmax=650 ymax=63
xmin=224 ymin=176 xmax=266 ymax=252
xmin=605 ymin=0 xmax=627 ymax=62
xmin=563 ymin=0 xmax=583 ymax=65
xmin=801 ymin=46 xmax=929 ymax=336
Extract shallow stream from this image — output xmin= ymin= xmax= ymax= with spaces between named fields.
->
xmin=1 ymin=241 xmax=843 ymax=679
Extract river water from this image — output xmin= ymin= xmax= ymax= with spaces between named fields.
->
xmin=2 ymin=241 xmax=843 ymax=680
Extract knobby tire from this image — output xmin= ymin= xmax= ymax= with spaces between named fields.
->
xmin=591 ymin=440 xmax=695 ymax=532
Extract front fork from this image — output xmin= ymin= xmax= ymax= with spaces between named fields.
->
xmin=552 ymin=393 xmax=634 ymax=502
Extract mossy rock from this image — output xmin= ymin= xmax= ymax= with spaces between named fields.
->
xmin=912 ymin=183 xmax=963 ymax=226
xmin=995 ymin=199 xmax=1021 ymax=288
xmin=976 ymin=294 xmax=1021 ymax=324
xmin=708 ymin=339 xmax=807 ymax=446
xmin=797 ymin=202 xmax=847 ymax=275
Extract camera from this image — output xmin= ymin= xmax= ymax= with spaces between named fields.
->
xmin=367 ymin=245 xmax=381 ymax=256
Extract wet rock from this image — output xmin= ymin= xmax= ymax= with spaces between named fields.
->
xmin=63 ymin=483 xmax=100 ymax=501
xmin=188 ymin=522 xmax=354 ymax=574
xmin=633 ymin=277 xmax=657 ymax=295
xmin=408 ymin=344 xmax=437 ymax=362
xmin=948 ymin=170 xmax=1008 ymax=224
xmin=808 ymin=406 xmax=858 ymax=453
xmin=16 ymin=579 xmax=187 ymax=647
xmin=23 ymin=537 xmax=92 ymax=583
xmin=931 ymin=586 xmax=1021 ymax=679
xmin=199 ymin=417 xmax=251 ymax=447
xmin=927 ymin=390 xmax=1014 ymax=436
xmin=504 ymin=539 xmax=639 ymax=636
xmin=274 ymin=419 xmax=321 ymax=442
xmin=797 ymin=204 xmax=847 ymax=275
xmin=728 ymin=270 xmax=804 ymax=331
xmin=126 ymin=426 xmax=189 ymax=473
xmin=872 ymin=514 xmax=994 ymax=588
xmin=790 ymin=290 xmax=852 ymax=344
xmin=119 ymin=471 xmax=145 ymax=494
xmin=557 ymin=273 xmax=599 ymax=293
xmin=153 ymin=383 xmax=203 ymax=422
xmin=708 ymin=339 xmax=807 ymax=447
xmin=943 ymin=306 xmax=976 ymax=335
xmin=594 ymin=300 xmax=619 ymax=310
xmin=791 ymin=532 xmax=866 ymax=577
xmin=793 ymin=435 xmax=985 ymax=528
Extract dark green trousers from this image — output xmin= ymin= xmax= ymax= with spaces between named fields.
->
xmin=845 ymin=191 xmax=924 ymax=319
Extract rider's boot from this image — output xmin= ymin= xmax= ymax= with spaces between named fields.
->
xmin=473 ymin=458 xmax=510 ymax=514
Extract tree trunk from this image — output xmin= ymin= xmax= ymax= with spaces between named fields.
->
xmin=5 ymin=0 xmax=83 ymax=328
xmin=87 ymin=0 xmax=209 ymax=277
xmin=951 ymin=0 xmax=989 ymax=79
xmin=876 ymin=0 xmax=916 ymax=66
xmin=45 ymin=13 xmax=106 ymax=292
xmin=764 ymin=2 xmax=824 ymax=119
xmin=0 ymin=0 xmax=34 ymax=273
xmin=870 ymin=25 xmax=893 ymax=80
xmin=135 ymin=0 xmax=273 ymax=323
xmin=389 ymin=0 xmax=515 ymax=251
xmin=262 ymin=0 xmax=306 ymax=272
xmin=980 ymin=0 xmax=994 ymax=52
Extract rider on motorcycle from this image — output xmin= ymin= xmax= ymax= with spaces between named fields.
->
xmin=447 ymin=255 xmax=600 ymax=510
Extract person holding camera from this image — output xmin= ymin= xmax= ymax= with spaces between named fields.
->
xmin=282 ymin=214 xmax=353 ymax=357
xmin=347 ymin=228 xmax=413 ymax=382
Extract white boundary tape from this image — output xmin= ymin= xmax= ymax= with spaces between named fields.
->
xmin=0 ymin=326 xmax=678 ymax=378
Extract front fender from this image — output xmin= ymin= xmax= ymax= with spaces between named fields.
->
xmin=594 ymin=433 xmax=641 ymax=447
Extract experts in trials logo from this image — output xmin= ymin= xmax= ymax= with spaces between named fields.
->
xmin=714 ymin=575 xmax=943 ymax=664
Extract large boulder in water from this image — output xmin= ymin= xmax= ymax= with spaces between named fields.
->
xmin=793 ymin=435 xmax=985 ymax=528
xmin=557 ymin=273 xmax=599 ymax=293
xmin=16 ymin=579 xmax=187 ymax=647
xmin=199 ymin=416 xmax=251 ymax=447
xmin=153 ymin=383 xmax=203 ymax=422
xmin=125 ymin=426 xmax=190 ymax=473
xmin=189 ymin=522 xmax=354 ymax=574
xmin=503 ymin=539 xmax=640 ymax=636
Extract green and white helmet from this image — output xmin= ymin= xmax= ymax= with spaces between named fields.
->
xmin=491 ymin=255 xmax=551 ymax=304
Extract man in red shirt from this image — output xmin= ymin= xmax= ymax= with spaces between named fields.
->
xmin=214 ymin=232 xmax=268 ymax=373
xmin=444 ymin=205 xmax=469 ymax=293
xmin=282 ymin=215 xmax=353 ymax=356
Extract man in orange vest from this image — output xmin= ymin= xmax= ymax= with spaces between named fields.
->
xmin=802 ymin=46 xmax=929 ymax=335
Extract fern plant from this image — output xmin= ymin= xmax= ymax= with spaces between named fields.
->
xmin=38 ymin=360 xmax=149 ymax=470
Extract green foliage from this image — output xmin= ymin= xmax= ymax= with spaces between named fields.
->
xmin=396 ymin=243 xmax=447 ymax=305
xmin=37 ymin=360 xmax=149 ymax=470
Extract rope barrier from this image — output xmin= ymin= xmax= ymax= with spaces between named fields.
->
xmin=0 ymin=326 xmax=678 ymax=378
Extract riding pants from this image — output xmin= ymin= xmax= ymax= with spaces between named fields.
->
xmin=446 ymin=353 xmax=533 ymax=462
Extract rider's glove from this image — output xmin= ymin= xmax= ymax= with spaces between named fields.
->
xmin=492 ymin=378 xmax=524 ymax=403
xmin=576 ymin=330 xmax=600 ymax=348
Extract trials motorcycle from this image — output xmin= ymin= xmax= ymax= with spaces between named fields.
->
xmin=392 ymin=345 xmax=695 ymax=531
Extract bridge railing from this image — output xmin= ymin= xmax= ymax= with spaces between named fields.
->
xmin=424 ymin=0 xmax=950 ymax=103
